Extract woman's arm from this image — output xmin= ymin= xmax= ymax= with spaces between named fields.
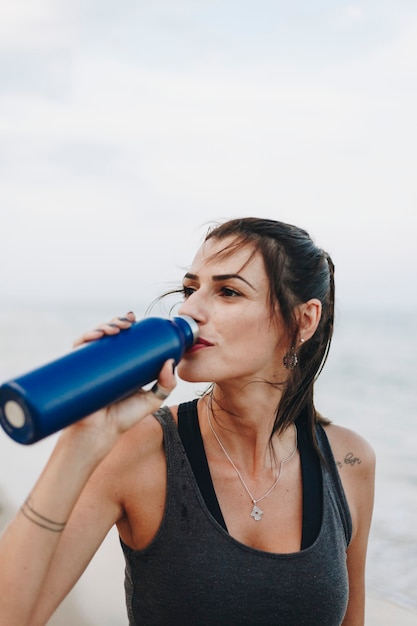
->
xmin=0 ymin=428 xmax=113 ymax=626
xmin=325 ymin=424 xmax=376 ymax=626
xmin=0 ymin=315 xmax=176 ymax=626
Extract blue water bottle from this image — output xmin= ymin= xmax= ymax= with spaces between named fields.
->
xmin=0 ymin=315 xmax=199 ymax=445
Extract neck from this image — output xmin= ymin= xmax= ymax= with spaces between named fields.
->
xmin=201 ymin=386 xmax=294 ymax=478
xmin=210 ymin=381 xmax=282 ymax=430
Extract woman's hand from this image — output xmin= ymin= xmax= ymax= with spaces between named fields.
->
xmin=72 ymin=311 xmax=137 ymax=347
xmin=67 ymin=312 xmax=177 ymax=453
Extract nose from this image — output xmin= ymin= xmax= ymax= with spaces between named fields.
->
xmin=177 ymin=290 xmax=207 ymax=325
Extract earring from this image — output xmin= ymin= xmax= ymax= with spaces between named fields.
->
xmin=283 ymin=347 xmax=298 ymax=369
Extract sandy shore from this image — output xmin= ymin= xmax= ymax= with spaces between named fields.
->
xmin=366 ymin=595 xmax=417 ymax=625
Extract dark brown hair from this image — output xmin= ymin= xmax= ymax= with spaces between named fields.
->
xmin=203 ymin=217 xmax=335 ymax=444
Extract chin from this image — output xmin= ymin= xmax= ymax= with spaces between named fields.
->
xmin=177 ymin=362 xmax=210 ymax=384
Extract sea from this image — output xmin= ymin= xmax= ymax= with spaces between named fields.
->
xmin=0 ymin=299 xmax=416 ymax=625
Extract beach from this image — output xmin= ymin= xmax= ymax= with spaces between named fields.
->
xmin=366 ymin=596 xmax=417 ymax=625
xmin=1 ymin=301 xmax=416 ymax=624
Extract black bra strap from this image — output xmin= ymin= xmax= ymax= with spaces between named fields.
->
xmin=178 ymin=401 xmax=227 ymax=530
xmin=297 ymin=413 xmax=323 ymax=549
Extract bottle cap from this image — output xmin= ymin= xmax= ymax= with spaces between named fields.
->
xmin=174 ymin=315 xmax=199 ymax=345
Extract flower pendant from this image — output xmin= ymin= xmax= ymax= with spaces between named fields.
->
xmin=250 ymin=504 xmax=263 ymax=521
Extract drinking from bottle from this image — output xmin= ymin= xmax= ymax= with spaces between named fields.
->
xmin=0 ymin=315 xmax=199 ymax=445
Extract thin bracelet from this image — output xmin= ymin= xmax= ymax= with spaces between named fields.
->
xmin=20 ymin=506 xmax=66 ymax=532
xmin=20 ymin=497 xmax=67 ymax=532
xmin=23 ymin=498 xmax=67 ymax=526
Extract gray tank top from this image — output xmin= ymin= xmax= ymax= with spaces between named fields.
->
xmin=121 ymin=405 xmax=352 ymax=625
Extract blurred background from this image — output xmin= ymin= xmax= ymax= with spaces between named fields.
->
xmin=1 ymin=1 xmax=416 ymax=624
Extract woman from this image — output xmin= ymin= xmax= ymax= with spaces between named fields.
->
xmin=0 ymin=218 xmax=375 ymax=625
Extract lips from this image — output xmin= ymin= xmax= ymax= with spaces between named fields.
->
xmin=196 ymin=338 xmax=213 ymax=347
xmin=186 ymin=337 xmax=213 ymax=353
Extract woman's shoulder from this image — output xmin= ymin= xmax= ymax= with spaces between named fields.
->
xmin=322 ymin=422 xmax=376 ymax=473
xmin=322 ymin=422 xmax=376 ymax=538
xmin=91 ymin=409 xmax=178 ymax=507
xmin=104 ymin=404 xmax=179 ymax=466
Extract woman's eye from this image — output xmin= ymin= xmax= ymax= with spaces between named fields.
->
xmin=182 ymin=285 xmax=240 ymax=299
xmin=182 ymin=286 xmax=195 ymax=299
xmin=220 ymin=287 xmax=240 ymax=297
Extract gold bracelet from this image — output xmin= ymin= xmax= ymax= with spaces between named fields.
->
xmin=20 ymin=498 xmax=67 ymax=532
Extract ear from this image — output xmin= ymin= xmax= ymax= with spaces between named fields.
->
xmin=296 ymin=299 xmax=322 ymax=343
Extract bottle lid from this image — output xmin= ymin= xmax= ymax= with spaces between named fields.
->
xmin=174 ymin=315 xmax=199 ymax=345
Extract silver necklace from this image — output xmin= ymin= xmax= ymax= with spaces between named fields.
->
xmin=206 ymin=400 xmax=298 ymax=522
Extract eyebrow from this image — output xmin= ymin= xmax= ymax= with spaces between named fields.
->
xmin=183 ymin=272 xmax=256 ymax=290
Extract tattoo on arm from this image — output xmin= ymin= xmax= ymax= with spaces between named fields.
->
xmin=337 ymin=452 xmax=361 ymax=468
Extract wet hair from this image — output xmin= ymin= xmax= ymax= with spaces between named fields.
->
xmin=203 ymin=217 xmax=335 ymax=444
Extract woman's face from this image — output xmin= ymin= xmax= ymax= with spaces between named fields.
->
xmin=177 ymin=237 xmax=289 ymax=386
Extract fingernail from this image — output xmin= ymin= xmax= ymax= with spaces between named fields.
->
xmin=118 ymin=317 xmax=131 ymax=322
xmin=108 ymin=323 xmax=119 ymax=328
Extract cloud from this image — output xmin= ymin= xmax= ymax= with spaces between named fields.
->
xmin=1 ymin=2 xmax=416 ymax=308
xmin=335 ymin=4 xmax=366 ymax=26
xmin=0 ymin=0 xmax=76 ymax=52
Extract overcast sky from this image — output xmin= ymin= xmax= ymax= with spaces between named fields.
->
xmin=1 ymin=0 xmax=416 ymax=312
